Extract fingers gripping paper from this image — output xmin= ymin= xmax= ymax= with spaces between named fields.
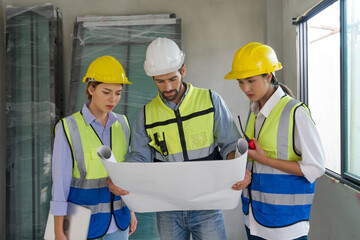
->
xmin=97 ymin=139 xmax=248 ymax=213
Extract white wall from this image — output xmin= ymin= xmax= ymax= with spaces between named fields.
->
xmin=266 ymin=0 xmax=283 ymax=83
xmin=310 ymin=175 xmax=360 ymax=239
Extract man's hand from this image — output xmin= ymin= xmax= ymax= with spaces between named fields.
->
xmin=232 ymin=169 xmax=252 ymax=190
xmin=107 ymin=178 xmax=129 ymax=196
xmin=226 ymin=151 xmax=235 ymax=160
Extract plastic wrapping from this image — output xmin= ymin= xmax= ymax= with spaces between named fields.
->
xmin=68 ymin=13 xmax=181 ymax=240
xmin=69 ymin=14 xmax=181 ymax=126
xmin=5 ymin=4 xmax=63 ymax=240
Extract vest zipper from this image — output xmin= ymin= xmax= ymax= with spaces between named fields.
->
xmin=174 ymin=109 xmax=189 ymax=161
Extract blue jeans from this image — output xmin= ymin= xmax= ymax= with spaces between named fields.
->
xmin=245 ymin=225 xmax=307 ymax=240
xmin=94 ymin=228 xmax=129 ymax=240
xmin=156 ymin=210 xmax=227 ymax=240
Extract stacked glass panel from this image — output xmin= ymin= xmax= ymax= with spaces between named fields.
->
xmin=69 ymin=14 xmax=181 ymax=125
xmin=5 ymin=4 xmax=63 ymax=240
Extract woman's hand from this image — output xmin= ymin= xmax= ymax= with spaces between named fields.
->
xmin=107 ymin=178 xmax=129 ymax=196
xmin=129 ymin=211 xmax=138 ymax=236
xmin=247 ymin=138 xmax=270 ymax=165
xmin=55 ymin=231 xmax=67 ymax=240
xmin=232 ymin=169 xmax=252 ymax=190
xmin=247 ymin=138 xmax=304 ymax=176
xmin=54 ymin=216 xmax=67 ymax=240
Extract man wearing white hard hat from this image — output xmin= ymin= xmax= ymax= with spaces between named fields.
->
xmin=108 ymin=38 xmax=251 ymax=240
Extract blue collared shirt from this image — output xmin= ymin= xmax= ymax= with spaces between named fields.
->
xmin=128 ymin=82 xmax=241 ymax=162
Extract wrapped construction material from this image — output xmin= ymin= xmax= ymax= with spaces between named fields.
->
xmin=5 ymin=4 xmax=63 ymax=240
xmin=69 ymin=13 xmax=181 ymax=127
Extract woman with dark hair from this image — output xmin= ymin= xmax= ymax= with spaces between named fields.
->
xmin=225 ymin=42 xmax=325 ymax=240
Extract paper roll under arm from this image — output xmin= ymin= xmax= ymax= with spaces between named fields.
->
xmin=97 ymin=145 xmax=117 ymax=163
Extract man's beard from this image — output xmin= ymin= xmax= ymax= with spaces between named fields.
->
xmin=161 ymin=81 xmax=183 ymax=101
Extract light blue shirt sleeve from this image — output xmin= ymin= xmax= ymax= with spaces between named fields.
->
xmin=127 ymin=108 xmax=153 ymax=162
xmin=211 ymin=91 xmax=241 ymax=159
xmin=50 ymin=121 xmax=72 ymax=216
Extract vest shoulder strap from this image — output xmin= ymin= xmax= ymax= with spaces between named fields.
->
xmin=113 ymin=113 xmax=130 ymax=148
xmin=63 ymin=112 xmax=87 ymax=178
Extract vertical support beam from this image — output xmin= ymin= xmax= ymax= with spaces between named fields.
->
xmin=297 ymin=21 xmax=308 ymax=104
xmin=0 ymin=0 xmax=6 ymax=239
xmin=266 ymin=0 xmax=283 ymax=83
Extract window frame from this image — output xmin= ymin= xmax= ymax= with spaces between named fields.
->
xmin=341 ymin=0 xmax=360 ymax=187
xmin=295 ymin=0 xmax=360 ymax=190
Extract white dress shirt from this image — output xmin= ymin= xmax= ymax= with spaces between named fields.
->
xmin=244 ymin=87 xmax=326 ymax=240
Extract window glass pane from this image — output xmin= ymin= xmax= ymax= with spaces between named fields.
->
xmin=307 ymin=1 xmax=340 ymax=173
xmin=345 ymin=0 xmax=360 ymax=180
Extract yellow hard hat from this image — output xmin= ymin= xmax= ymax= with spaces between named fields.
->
xmin=82 ymin=56 xmax=132 ymax=84
xmin=224 ymin=42 xmax=282 ymax=80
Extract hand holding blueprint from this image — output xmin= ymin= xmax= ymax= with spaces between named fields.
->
xmin=97 ymin=138 xmax=248 ymax=213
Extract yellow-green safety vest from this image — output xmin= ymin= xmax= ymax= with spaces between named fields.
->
xmin=242 ymin=95 xmax=316 ymax=228
xmin=60 ymin=111 xmax=131 ymax=239
xmin=145 ymin=83 xmax=220 ymax=162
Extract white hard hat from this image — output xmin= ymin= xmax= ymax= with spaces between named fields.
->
xmin=144 ymin=37 xmax=185 ymax=76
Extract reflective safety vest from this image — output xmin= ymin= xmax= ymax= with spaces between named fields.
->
xmin=145 ymin=83 xmax=221 ymax=162
xmin=241 ymin=95 xmax=316 ymax=228
xmin=60 ymin=111 xmax=131 ymax=239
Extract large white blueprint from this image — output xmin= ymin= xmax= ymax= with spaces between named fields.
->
xmin=97 ymin=139 xmax=248 ymax=213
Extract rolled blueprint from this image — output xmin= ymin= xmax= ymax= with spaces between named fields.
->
xmin=235 ymin=138 xmax=249 ymax=158
xmin=97 ymin=145 xmax=117 ymax=163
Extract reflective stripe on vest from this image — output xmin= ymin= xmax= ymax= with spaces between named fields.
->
xmin=82 ymin=199 xmax=127 ymax=214
xmin=241 ymin=96 xmax=315 ymax=228
xmin=145 ymin=83 xmax=217 ymax=162
xmin=61 ymin=111 xmax=131 ymax=238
